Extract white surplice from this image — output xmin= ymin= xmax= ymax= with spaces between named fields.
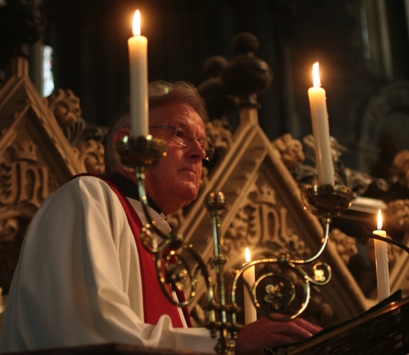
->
xmin=0 ymin=175 xmax=216 ymax=353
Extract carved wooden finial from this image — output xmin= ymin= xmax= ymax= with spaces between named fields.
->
xmin=197 ymin=55 xmax=237 ymax=120
xmin=221 ymin=32 xmax=273 ymax=108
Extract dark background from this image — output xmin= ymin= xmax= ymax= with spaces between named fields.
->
xmin=28 ymin=0 xmax=409 ymax=174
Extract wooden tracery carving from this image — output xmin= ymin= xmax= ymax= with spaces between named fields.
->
xmin=224 ymin=182 xmax=311 ymax=259
xmin=0 ymin=74 xmax=105 ymax=293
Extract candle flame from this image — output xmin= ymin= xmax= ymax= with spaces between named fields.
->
xmin=132 ymin=10 xmax=141 ymax=36
xmin=245 ymin=247 xmax=251 ymax=263
xmin=377 ymin=209 xmax=383 ymax=230
xmin=312 ymin=62 xmax=321 ymax=88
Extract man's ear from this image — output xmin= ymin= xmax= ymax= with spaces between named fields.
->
xmin=113 ymin=128 xmax=130 ymax=142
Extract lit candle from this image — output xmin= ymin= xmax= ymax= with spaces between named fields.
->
xmin=243 ymin=248 xmax=257 ymax=324
xmin=373 ymin=209 xmax=390 ymax=302
xmin=128 ymin=10 xmax=148 ymax=137
xmin=307 ymin=62 xmax=335 ymax=185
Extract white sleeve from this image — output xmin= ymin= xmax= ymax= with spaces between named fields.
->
xmin=0 ymin=176 xmax=216 ymax=354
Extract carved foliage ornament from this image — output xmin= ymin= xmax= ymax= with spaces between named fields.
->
xmin=47 ymin=89 xmax=105 ymax=174
xmin=272 ymin=133 xmax=305 ymax=170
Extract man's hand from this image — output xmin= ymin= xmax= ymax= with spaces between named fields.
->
xmin=235 ymin=315 xmax=322 ymax=355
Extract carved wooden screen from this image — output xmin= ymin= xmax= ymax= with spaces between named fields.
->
xmin=0 ymin=61 xmax=104 ymax=295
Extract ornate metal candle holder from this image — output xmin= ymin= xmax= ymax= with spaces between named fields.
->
xmin=114 ymin=135 xmax=354 ymax=355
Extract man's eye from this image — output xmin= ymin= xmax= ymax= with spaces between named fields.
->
xmin=175 ymin=129 xmax=184 ymax=138
xmin=197 ymin=138 xmax=206 ymax=148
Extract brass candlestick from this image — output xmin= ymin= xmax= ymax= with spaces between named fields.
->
xmin=114 ymin=135 xmax=354 ymax=355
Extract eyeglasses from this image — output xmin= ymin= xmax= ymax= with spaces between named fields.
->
xmin=149 ymin=125 xmax=214 ymax=161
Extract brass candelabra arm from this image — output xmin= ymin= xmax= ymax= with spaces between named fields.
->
xmin=228 ymin=184 xmax=353 ymax=323
xmin=137 ymin=184 xmax=215 ymax=309
xmin=300 ymin=183 xmax=353 ymax=265
xmin=231 ymin=254 xmax=332 ymax=323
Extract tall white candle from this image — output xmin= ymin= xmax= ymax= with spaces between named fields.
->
xmin=307 ymin=62 xmax=335 ymax=185
xmin=128 ymin=10 xmax=148 ymax=137
xmin=243 ymin=248 xmax=257 ymax=324
xmin=373 ymin=209 xmax=390 ymax=302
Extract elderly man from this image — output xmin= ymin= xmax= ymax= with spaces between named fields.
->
xmin=0 ymin=81 xmax=320 ymax=354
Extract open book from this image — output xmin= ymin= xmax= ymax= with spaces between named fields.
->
xmin=266 ymin=291 xmax=409 ymax=354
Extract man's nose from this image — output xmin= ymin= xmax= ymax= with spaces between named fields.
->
xmin=187 ymin=138 xmax=207 ymax=160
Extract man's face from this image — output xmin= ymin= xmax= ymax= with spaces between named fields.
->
xmin=144 ymin=102 xmax=207 ymax=215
